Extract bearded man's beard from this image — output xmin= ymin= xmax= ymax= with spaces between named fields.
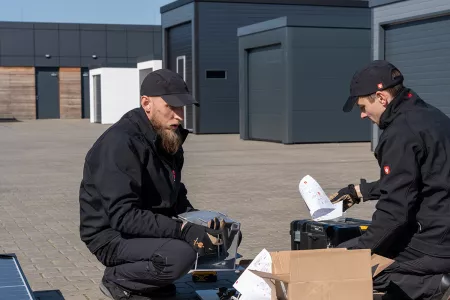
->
xmin=151 ymin=117 xmax=182 ymax=154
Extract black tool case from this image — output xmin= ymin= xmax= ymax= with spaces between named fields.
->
xmin=290 ymin=218 xmax=371 ymax=250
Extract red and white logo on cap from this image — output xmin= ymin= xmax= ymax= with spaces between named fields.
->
xmin=377 ymin=83 xmax=383 ymax=89
xmin=384 ymin=165 xmax=390 ymax=175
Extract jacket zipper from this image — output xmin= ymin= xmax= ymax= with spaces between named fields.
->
xmin=171 ymin=158 xmax=176 ymax=183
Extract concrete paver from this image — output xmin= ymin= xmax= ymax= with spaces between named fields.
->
xmin=0 ymin=119 xmax=379 ymax=299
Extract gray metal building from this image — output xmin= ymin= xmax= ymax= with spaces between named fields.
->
xmin=0 ymin=21 xmax=161 ymax=120
xmin=238 ymin=16 xmax=371 ymax=144
xmin=160 ymin=0 xmax=370 ymax=134
xmin=370 ymin=0 xmax=450 ymax=150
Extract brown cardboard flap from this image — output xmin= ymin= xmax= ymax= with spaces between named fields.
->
xmin=289 ymin=249 xmax=372 ymax=282
xmin=249 ymin=270 xmax=290 ymax=283
xmin=269 ymin=249 xmax=349 ymax=279
xmin=249 ymin=270 xmax=288 ymax=300
xmin=270 ymin=251 xmax=292 ymax=275
xmin=371 ymin=254 xmax=394 ymax=277
xmin=288 ymin=278 xmax=373 ymax=300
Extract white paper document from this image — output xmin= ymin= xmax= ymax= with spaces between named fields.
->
xmin=299 ymin=175 xmax=343 ymax=221
xmin=233 ymin=248 xmax=272 ymax=300
xmin=315 ymin=200 xmax=343 ymax=221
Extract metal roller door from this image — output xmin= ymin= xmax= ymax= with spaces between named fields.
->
xmin=384 ymin=15 xmax=450 ymax=115
xmin=167 ymin=22 xmax=193 ymax=130
xmin=248 ymin=44 xmax=284 ymax=142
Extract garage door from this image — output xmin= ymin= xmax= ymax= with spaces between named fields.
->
xmin=248 ymin=44 xmax=284 ymax=142
xmin=167 ymin=22 xmax=193 ymax=130
xmin=384 ymin=15 xmax=450 ymax=115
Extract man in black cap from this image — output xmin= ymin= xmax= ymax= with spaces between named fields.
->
xmin=79 ymin=69 xmax=224 ymax=299
xmin=329 ymin=60 xmax=450 ymax=300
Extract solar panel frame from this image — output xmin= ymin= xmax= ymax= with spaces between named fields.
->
xmin=0 ymin=253 xmax=36 ymax=300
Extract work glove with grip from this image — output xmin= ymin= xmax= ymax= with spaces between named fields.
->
xmin=329 ymin=184 xmax=363 ymax=211
xmin=181 ymin=221 xmax=223 ymax=256
xmin=208 ymin=217 xmax=243 ymax=249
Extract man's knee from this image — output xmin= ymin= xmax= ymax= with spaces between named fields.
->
xmin=153 ymin=239 xmax=197 ymax=282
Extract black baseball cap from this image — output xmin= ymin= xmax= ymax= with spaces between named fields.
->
xmin=140 ymin=68 xmax=199 ymax=107
xmin=343 ymin=60 xmax=404 ymax=112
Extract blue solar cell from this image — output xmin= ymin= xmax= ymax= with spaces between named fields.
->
xmin=0 ymin=255 xmax=35 ymax=300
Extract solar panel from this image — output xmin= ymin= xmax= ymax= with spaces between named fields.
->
xmin=0 ymin=254 xmax=36 ymax=300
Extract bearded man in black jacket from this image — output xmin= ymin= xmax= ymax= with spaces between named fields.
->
xmin=79 ymin=69 xmax=224 ymax=299
xmin=330 ymin=60 xmax=450 ymax=300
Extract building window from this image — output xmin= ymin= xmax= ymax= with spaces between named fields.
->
xmin=206 ymin=70 xmax=227 ymax=79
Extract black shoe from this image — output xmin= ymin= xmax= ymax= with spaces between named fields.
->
xmin=439 ymin=274 xmax=450 ymax=300
xmin=99 ymin=277 xmax=176 ymax=300
xmin=99 ymin=277 xmax=134 ymax=299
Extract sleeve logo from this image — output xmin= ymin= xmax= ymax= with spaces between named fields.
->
xmin=384 ymin=165 xmax=390 ymax=175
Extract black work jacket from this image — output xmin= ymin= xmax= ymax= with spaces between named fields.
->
xmin=79 ymin=107 xmax=194 ymax=253
xmin=356 ymin=88 xmax=450 ymax=258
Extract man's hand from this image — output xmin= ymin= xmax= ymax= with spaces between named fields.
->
xmin=329 ymin=184 xmax=363 ymax=211
xmin=180 ymin=221 xmax=223 ymax=256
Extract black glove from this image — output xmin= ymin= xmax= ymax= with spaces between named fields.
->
xmin=329 ymin=184 xmax=362 ymax=211
xmin=181 ymin=222 xmax=223 ymax=256
xmin=208 ymin=217 xmax=244 ymax=249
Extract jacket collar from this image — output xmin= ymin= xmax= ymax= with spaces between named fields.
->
xmin=378 ymin=87 xmax=413 ymax=130
xmin=133 ymin=106 xmax=189 ymax=149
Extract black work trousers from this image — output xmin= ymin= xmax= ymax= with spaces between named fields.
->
xmin=338 ymin=237 xmax=450 ymax=300
xmin=94 ymin=235 xmax=197 ymax=295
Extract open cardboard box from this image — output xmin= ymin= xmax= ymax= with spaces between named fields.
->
xmin=250 ymin=248 xmax=393 ymax=300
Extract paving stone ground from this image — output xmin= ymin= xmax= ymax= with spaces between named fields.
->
xmin=0 ymin=119 xmax=380 ymax=299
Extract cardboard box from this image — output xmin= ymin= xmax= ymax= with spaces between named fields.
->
xmin=250 ymin=248 xmax=393 ymax=300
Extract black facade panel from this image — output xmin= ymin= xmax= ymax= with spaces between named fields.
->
xmin=127 ymin=30 xmax=154 ymax=58
xmin=167 ymin=22 xmax=193 ymax=130
xmin=153 ymin=32 xmax=163 ymax=59
xmin=58 ymin=23 xmax=79 ymax=30
xmin=34 ymin=29 xmax=59 ymax=57
xmin=196 ymin=1 xmax=370 ymax=134
xmin=35 ymin=56 xmax=60 ymax=67
xmin=127 ymin=57 xmax=138 ymax=64
xmin=59 ymin=57 xmax=81 ymax=67
xmin=0 ymin=29 xmax=34 ymax=56
xmin=59 ymin=30 xmax=81 ymax=57
xmin=238 ymin=17 xmax=370 ymax=143
xmin=107 ymin=31 xmax=128 ymax=57
xmin=106 ymin=24 xmax=127 ymax=31
xmin=0 ymin=22 xmax=33 ymax=29
xmin=81 ymin=68 xmax=90 ymax=119
xmin=33 ymin=23 xmax=58 ymax=30
xmin=0 ymin=21 xmax=159 ymax=67
xmin=0 ymin=56 xmax=34 ymax=66
xmin=79 ymin=24 xmax=107 ymax=30
xmin=107 ymin=57 xmax=128 ymax=64
xmin=80 ymin=30 xmax=107 ymax=58
xmin=81 ymin=56 xmax=106 ymax=67
xmin=384 ymin=15 xmax=450 ymax=116
xmin=289 ymin=26 xmax=371 ymax=143
xmin=126 ymin=25 xmax=155 ymax=32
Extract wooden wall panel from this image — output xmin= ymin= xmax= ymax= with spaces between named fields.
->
xmin=59 ymin=68 xmax=81 ymax=119
xmin=0 ymin=67 xmax=36 ymax=120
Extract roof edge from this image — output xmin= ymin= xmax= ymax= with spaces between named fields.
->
xmin=161 ymin=0 xmax=369 ymax=13
xmin=161 ymin=0 xmax=194 ymax=13
xmin=237 ymin=17 xmax=288 ymax=37
xmin=88 ymin=63 xmax=137 ymax=70
xmin=369 ymin=0 xmax=406 ymax=8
